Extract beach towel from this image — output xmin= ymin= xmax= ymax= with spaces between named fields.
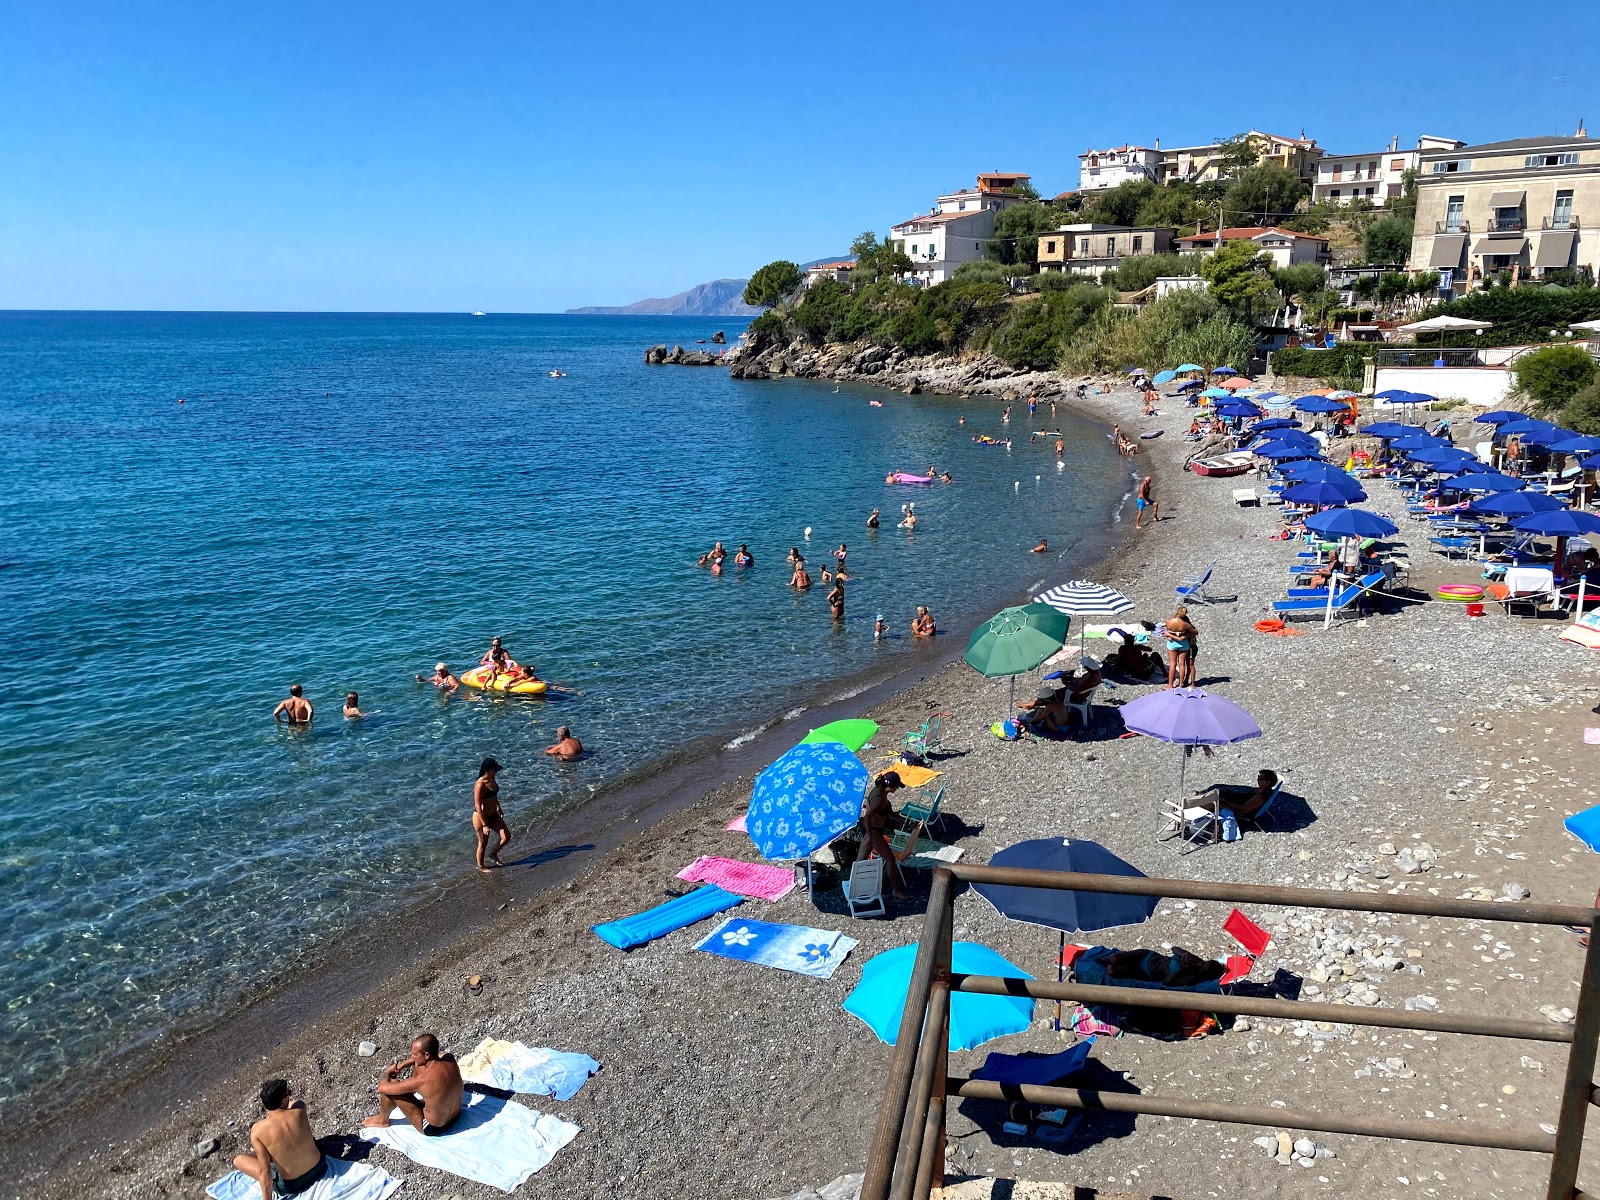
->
xmin=592 ymin=884 xmax=741 ymax=950
xmin=676 ymin=856 xmax=796 ymax=902
xmin=876 ymin=763 xmax=942 ymax=788
xmin=359 ymin=1092 xmax=577 ymax=1194
xmin=458 ymin=1037 xmax=600 ymax=1102
xmin=207 ymin=1157 xmax=401 ymax=1200
xmin=693 ymin=917 xmax=859 ymax=980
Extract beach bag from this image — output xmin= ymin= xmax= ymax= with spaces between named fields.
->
xmin=1218 ymin=810 xmax=1241 ymax=843
xmin=991 ymin=718 xmax=1023 ymax=740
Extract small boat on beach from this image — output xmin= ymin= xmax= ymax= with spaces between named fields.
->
xmin=1187 ymin=451 xmax=1255 ymax=478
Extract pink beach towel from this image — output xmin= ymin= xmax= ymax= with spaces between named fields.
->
xmin=677 ymin=855 xmax=796 ymax=902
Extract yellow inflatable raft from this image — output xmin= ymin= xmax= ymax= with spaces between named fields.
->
xmin=460 ymin=665 xmax=548 ymax=695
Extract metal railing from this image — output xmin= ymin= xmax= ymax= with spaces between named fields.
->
xmin=861 ymin=865 xmax=1600 ymax=1200
xmin=1435 ymin=220 xmax=1471 ymax=234
xmin=1375 ymin=346 xmax=1485 ymax=367
xmin=1545 ymin=215 xmax=1582 ymax=231
xmin=1489 ymin=215 xmax=1527 ymax=233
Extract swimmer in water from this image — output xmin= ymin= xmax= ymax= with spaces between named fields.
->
xmin=343 ymin=691 xmax=373 ymax=718
xmin=899 ymin=509 xmax=917 ymax=530
xmin=1031 ymin=539 xmax=1048 ymax=554
xmin=874 ymin=613 xmax=887 ymax=641
xmin=940 ymin=471 xmax=952 ymax=483
xmin=787 ymin=547 xmax=805 ymax=568
xmin=472 ymin=757 xmax=510 ymax=871
xmin=418 ymin=662 xmax=460 ymax=692
xmin=790 ymin=562 xmax=812 ymax=590
xmin=867 ymin=508 xmax=880 ymax=529
xmin=820 ymin=564 xmax=833 ymax=584
xmin=827 ymin=579 xmax=845 ymax=621
xmin=958 ymin=415 xmax=965 ymax=426
xmin=273 ymin=684 xmax=313 ymax=725
xmin=1055 ymin=437 xmax=1064 ymax=458
xmin=734 ymin=544 xmax=753 ymax=567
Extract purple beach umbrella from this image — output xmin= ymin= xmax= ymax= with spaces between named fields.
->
xmin=1119 ymin=687 xmax=1264 ymax=810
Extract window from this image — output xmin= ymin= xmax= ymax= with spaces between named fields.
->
xmin=1525 ymin=152 xmax=1580 ymax=167
xmin=1390 ymin=158 xmax=1406 ymax=171
xmin=1553 ymin=190 xmax=1574 ymax=230
xmin=1432 ymin=160 xmax=1469 ymax=173
xmin=910 ymin=244 xmax=918 ymax=255
xmin=1368 ymin=161 xmax=1378 ymax=177
xmin=1089 ymin=168 xmax=1100 ymax=176
xmin=1365 ymin=187 xmax=1375 ymax=197
xmin=1079 ymin=238 xmax=1089 ymax=254
xmin=1330 ymin=189 xmax=1340 ymax=200
xmin=1445 ymin=195 xmax=1465 ymax=232
xmin=1106 ymin=238 xmax=1117 ymax=256
xmin=1132 ymin=235 xmax=1143 ymax=254
xmin=1045 ymin=240 xmax=1057 ymax=254
xmin=1332 ymin=164 xmax=1342 ymax=181
xmin=958 ymin=201 xmax=966 ymax=210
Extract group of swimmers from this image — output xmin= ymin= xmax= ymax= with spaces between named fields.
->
xmin=1110 ymin=424 xmax=1142 ymax=458
xmin=696 ymin=541 xmax=755 ymax=575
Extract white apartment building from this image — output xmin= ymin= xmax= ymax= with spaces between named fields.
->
xmin=1078 ymin=145 xmax=1160 ymax=191
xmin=1174 ymin=226 xmax=1331 ymax=269
xmin=1310 ymin=135 xmax=1464 ymax=208
xmin=889 ymin=172 xmax=1031 ymax=286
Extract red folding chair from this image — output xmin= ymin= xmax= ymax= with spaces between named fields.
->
xmin=1219 ymin=908 xmax=1271 ymax=985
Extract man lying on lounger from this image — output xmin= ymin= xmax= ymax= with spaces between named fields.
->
xmin=363 ymin=1033 xmax=463 ymax=1136
xmin=235 ymin=1078 xmax=327 ymax=1199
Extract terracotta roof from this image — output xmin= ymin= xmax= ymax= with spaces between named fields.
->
xmin=891 ymin=210 xmax=988 ymax=230
xmin=977 ymin=172 xmax=1031 ymax=180
xmin=809 ymin=260 xmax=856 ymax=271
xmin=1175 ymin=226 xmax=1328 ymax=245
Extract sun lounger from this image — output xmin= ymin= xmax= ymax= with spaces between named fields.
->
xmin=887 ymin=779 xmax=946 ymax=856
xmin=1561 ymin=611 xmax=1600 ymax=649
xmin=208 ymin=1159 xmax=400 ymax=1200
xmin=973 ymin=1037 xmax=1096 ymax=1086
xmin=1271 ymin=570 xmax=1385 ymax=621
xmin=694 ymin=916 xmax=859 ymax=979
xmin=360 ymin=1092 xmax=578 ymax=1193
xmin=842 ymin=858 xmax=887 ymax=918
xmin=1493 ymin=566 xmax=1556 ymax=615
xmin=1175 ymin=560 xmax=1219 ymax=605
xmin=1232 ymin=488 xmax=1259 ymax=507
xmin=592 ymin=884 xmax=741 ymax=950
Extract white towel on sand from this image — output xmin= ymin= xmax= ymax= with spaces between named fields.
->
xmin=359 ymin=1091 xmax=578 ymax=1193
xmin=206 ymin=1157 xmax=400 ymax=1200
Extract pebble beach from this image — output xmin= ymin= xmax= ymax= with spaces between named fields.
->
xmin=9 ymin=381 xmax=1600 ymax=1200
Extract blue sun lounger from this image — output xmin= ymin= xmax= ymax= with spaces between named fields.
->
xmin=1271 ymin=570 xmax=1386 ymax=620
xmin=593 ymin=884 xmax=742 ymax=950
xmin=1564 ymin=806 xmax=1600 ymax=853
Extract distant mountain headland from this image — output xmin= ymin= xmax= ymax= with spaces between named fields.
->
xmin=567 ymin=279 xmax=760 ymax=318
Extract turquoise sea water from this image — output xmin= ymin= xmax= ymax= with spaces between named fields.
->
xmin=0 ymin=311 xmax=1127 ymax=1109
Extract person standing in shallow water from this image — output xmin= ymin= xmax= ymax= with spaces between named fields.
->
xmin=867 ymin=508 xmax=880 ymax=529
xmin=473 ymin=757 xmax=511 ymax=871
xmin=827 ymin=578 xmax=845 ymax=622
xmin=273 ymin=684 xmax=312 ymax=726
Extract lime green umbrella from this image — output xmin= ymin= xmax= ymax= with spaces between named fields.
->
xmin=964 ymin=603 xmax=1071 ymax=709
xmin=800 ymin=719 xmax=878 ymax=752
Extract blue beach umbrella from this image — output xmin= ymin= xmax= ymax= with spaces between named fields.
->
xmin=1388 ymin=432 xmax=1444 ymax=449
xmin=1520 ymin=427 xmax=1579 ymax=447
xmin=1476 ymin=410 xmax=1526 ymax=425
xmin=1450 ymin=472 xmax=1523 ymax=494
xmin=1513 ymin=509 xmax=1600 ymax=538
xmin=1252 ymin=416 xmax=1301 ymax=432
xmin=1176 ymin=380 xmax=1204 ymax=392
xmin=1295 ymin=395 xmax=1349 ymax=414
xmin=1437 ymin=459 xmax=1495 ymax=476
xmin=1211 ymin=365 xmax=1237 ymax=375
xmin=1278 ymin=462 xmax=1354 ymax=483
xmin=1407 ymin=445 xmax=1475 ymax=466
xmin=1584 ymin=453 xmax=1600 ymax=470
xmin=1283 ymin=480 xmax=1365 ymax=506
xmin=1152 ymin=369 xmax=1177 ymax=384
xmin=1551 ymin=436 xmax=1600 ymax=455
xmin=1498 ymin=418 xmax=1557 ymax=437
xmin=974 ymin=839 xmax=1159 ymax=935
xmin=844 ymin=942 xmax=1034 ymax=1051
xmin=1305 ymin=508 xmax=1399 ymax=539
xmin=1255 ymin=442 xmax=1324 ymax=461
xmin=1373 ymin=389 xmax=1409 ymax=399
xmin=1217 ymin=404 xmax=1261 ymax=418
xmin=1201 ymin=387 xmax=1231 ymax=399
xmin=1361 ymin=422 xmax=1414 ymax=438
xmin=745 ymin=741 xmax=870 ymax=861
xmin=1176 ymin=363 xmax=1203 ymax=374
xmin=1470 ymin=491 xmax=1566 ymax=517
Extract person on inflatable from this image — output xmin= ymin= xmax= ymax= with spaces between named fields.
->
xmin=481 ymin=637 xmax=531 ymax=687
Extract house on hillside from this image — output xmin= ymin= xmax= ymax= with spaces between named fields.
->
xmin=1036 ymin=225 xmax=1177 ymax=277
xmin=1078 ymin=146 xmax=1160 ymax=192
xmin=889 ymin=172 xmax=1032 ymax=286
xmin=1310 ymin=135 xmax=1463 ymax=208
xmin=1156 ymin=131 xmax=1323 ymax=185
xmin=804 ymin=260 xmax=855 ymax=287
xmin=1408 ymin=128 xmax=1598 ymax=289
xmin=1175 ymin=226 xmax=1331 ymax=268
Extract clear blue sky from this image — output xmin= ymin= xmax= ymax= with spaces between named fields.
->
xmin=0 ymin=1 xmax=1590 ymax=312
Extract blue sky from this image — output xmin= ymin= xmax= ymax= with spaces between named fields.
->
xmin=0 ymin=1 xmax=1590 ymax=312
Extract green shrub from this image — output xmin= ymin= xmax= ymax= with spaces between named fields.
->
xmin=1269 ymin=343 xmax=1370 ymax=381
xmin=1562 ymin=381 xmax=1600 ymax=434
xmin=1512 ymin=344 xmax=1598 ymax=413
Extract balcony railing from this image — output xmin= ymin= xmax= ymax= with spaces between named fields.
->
xmin=1488 ymin=215 xmax=1526 ymax=233
xmin=1543 ymin=215 xmax=1582 ymax=231
xmin=1435 ymin=220 xmax=1470 ymax=234
xmin=1376 ymin=347 xmax=1485 ymax=368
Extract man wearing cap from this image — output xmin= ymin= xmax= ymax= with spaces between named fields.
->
xmin=418 ymin=662 xmax=459 ymax=692
xmin=544 ymin=726 xmax=583 ymax=761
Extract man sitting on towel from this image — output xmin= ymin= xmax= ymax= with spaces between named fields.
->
xmin=363 ymin=1033 xmax=464 ymax=1136
xmin=235 ymin=1078 xmax=327 ymax=1198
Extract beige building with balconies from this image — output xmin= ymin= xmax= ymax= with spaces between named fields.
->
xmin=1036 ymin=224 xmax=1176 ymax=277
xmin=1409 ymin=131 xmax=1598 ymax=286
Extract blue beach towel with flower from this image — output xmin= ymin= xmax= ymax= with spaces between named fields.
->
xmin=694 ymin=917 xmax=860 ymax=980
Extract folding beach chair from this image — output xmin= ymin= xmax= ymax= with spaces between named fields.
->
xmin=887 ymin=780 xmax=946 ymax=856
xmin=902 ymin=712 xmax=945 ymax=760
xmin=1175 ymin=560 xmax=1219 ymax=605
xmin=841 ymin=858 xmax=886 ymax=918
xmin=1157 ymin=794 xmax=1217 ymax=855
xmin=1218 ymin=908 xmax=1271 ymax=985
xmin=1065 ymin=683 xmax=1099 ymax=731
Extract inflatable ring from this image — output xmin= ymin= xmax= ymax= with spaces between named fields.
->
xmin=1437 ymin=584 xmax=1483 ymax=602
xmin=1254 ymin=618 xmax=1286 ymax=633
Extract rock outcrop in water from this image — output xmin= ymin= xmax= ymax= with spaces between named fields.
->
xmin=644 ymin=344 xmax=721 ymax=366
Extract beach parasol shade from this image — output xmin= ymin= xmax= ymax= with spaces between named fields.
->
xmin=1201 ymin=387 xmax=1231 ymax=399
xmin=1124 ymin=366 xmax=1148 ymax=374
xmin=1512 ymin=509 xmax=1600 ymax=537
xmin=1519 ymin=427 xmax=1579 ymax=447
xmin=1175 ymin=363 xmax=1203 ymax=373
xmin=1220 ymin=377 xmax=1253 ymax=389
xmin=1176 ymin=379 xmax=1204 ymax=391
xmin=1450 ymin=472 xmax=1523 ymax=494
xmin=1252 ymin=417 xmax=1301 ymax=432
xmin=1497 ymin=418 xmax=1556 ymax=437
xmin=1406 ymin=445 xmax=1475 ymax=465
xmin=745 ymin=740 xmax=869 ymax=861
xmin=1034 ymin=580 xmax=1134 ymax=618
xmin=1295 ymin=396 xmax=1350 ymax=414
xmin=1437 ymin=459 xmax=1494 ymax=477
xmin=1152 ymin=369 xmax=1177 ymax=384
xmin=1211 ymin=365 xmax=1237 ymax=375
xmin=1397 ymin=314 xmax=1493 ymax=334
xmin=799 ymin=719 xmax=878 ymax=752
xmin=1476 ymin=410 xmax=1526 ymax=425
xmin=973 ymin=839 xmax=1159 ymax=934
xmin=1470 ymin=491 xmax=1565 ymax=517
xmin=1305 ymin=508 xmax=1398 ymax=539
xmin=843 ymin=942 xmax=1034 ymax=1051
xmin=1217 ymin=404 xmax=1261 ymax=418
xmin=1282 ymin=480 xmax=1365 ymax=506
xmin=1550 ymin=436 xmax=1600 ymax=455
xmin=963 ymin=603 xmax=1070 ymax=679
xmin=1278 ymin=462 xmax=1354 ymax=482
xmin=1254 ymin=442 xmax=1324 ymax=461
xmin=1584 ymin=454 xmax=1600 ymax=470
xmin=1361 ymin=422 xmax=1417 ymax=438
xmin=1120 ymin=687 xmax=1263 ymax=747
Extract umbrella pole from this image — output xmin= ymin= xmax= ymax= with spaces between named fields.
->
xmin=1056 ymin=930 xmax=1065 ymax=1032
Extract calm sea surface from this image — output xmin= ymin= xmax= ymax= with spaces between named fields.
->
xmin=0 ymin=311 xmax=1127 ymax=1108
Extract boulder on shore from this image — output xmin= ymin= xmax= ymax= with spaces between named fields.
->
xmin=645 ymin=344 xmax=668 ymax=364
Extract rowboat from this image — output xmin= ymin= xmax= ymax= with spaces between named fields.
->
xmin=1187 ymin=451 xmax=1255 ymax=478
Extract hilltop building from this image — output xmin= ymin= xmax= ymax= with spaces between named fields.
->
xmin=1174 ymin=226 xmax=1331 ymax=269
xmin=1409 ymin=129 xmax=1598 ymax=288
xmin=889 ymin=172 xmax=1032 ymax=286
xmin=1077 ymin=146 xmax=1161 ymax=192
xmin=1310 ymin=135 xmax=1464 ymax=207
xmin=804 ymin=260 xmax=855 ymax=287
xmin=1037 ymin=224 xmax=1177 ymax=277
xmin=1155 ymin=131 xmax=1323 ymax=186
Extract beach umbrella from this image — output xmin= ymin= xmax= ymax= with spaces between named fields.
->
xmin=1220 ymin=377 xmax=1253 ymax=389
xmin=1296 ymin=396 xmax=1350 ymax=414
xmin=1520 ymin=427 xmax=1579 ymax=447
xmin=1451 ymin=472 xmax=1524 ymax=494
xmin=1282 ymin=480 xmax=1365 ymax=506
xmin=1498 ymin=418 xmax=1557 ymax=437
xmin=1252 ymin=417 xmax=1301 ymax=432
xmin=1438 ymin=459 xmax=1495 ymax=476
xmin=1124 ymin=366 xmax=1148 ymax=374
xmin=1211 ymin=365 xmax=1237 ymax=375
xmin=964 ymin=603 xmax=1070 ymax=707
xmin=843 ymin=942 xmax=1034 ymax=1052
xmin=744 ymin=740 xmax=870 ymax=862
xmin=1388 ymin=432 xmax=1443 ymax=448
xmin=1305 ymin=508 xmax=1398 ymax=539
xmin=1513 ymin=509 xmax=1600 ymax=537
xmin=1327 ymin=390 xmax=1360 ymax=400
xmin=1217 ymin=404 xmax=1261 ymax=418
xmin=1470 ymin=491 xmax=1566 ymax=517
xmin=1201 ymin=387 xmax=1231 ymax=399
xmin=1255 ymin=442 xmax=1324 ymax=461
xmin=1176 ymin=379 xmax=1204 ymax=391
xmin=1175 ymin=363 xmax=1203 ymax=373
xmin=1476 ymin=410 xmax=1526 ymax=425
xmin=1119 ymin=686 xmax=1263 ymax=812
xmin=1398 ymin=314 xmax=1493 ymax=335
xmin=1360 ymin=422 xmax=1415 ymax=438
xmin=1551 ymin=436 xmax=1600 ymax=456
xmin=1260 ymin=394 xmax=1296 ymax=411
xmin=1152 ymin=369 xmax=1177 ymax=384
xmin=1033 ymin=580 xmax=1134 ymax=620
xmin=1278 ymin=461 xmax=1354 ymax=482
xmin=1373 ymin=389 xmax=1411 ymax=400
xmin=799 ymin=719 xmax=878 ymax=752
xmin=1407 ymin=445 xmax=1475 ymax=466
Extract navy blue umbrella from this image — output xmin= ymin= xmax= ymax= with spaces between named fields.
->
xmin=1283 ymin=480 xmax=1365 ymax=506
xmin=1436 ymin=458 xmax=1495 ymax=476
xmin=1407 ymin=445 xmax=1475 ymax=466
xmin=1361 ymin=422 xmax=1414 ymax=438
xmin=1256 ymin=443 xmax=1324 ymax=461
xmin=1551 ymin=436 xmax=1600 ymax=456
xmin=1305 ymin=508 xmax=1399 ymax=539
xmin=1498 ymin=418 xmax=1557 ymax=437
xmin=975 ymin=838 xmax=1159 ymax=934
xmin=1513 ymin=509 xmax=1600 ymax=537
xmin=1278 ymin=460 xmax=1353 ymax=480
xmin=1252 ymin=417 xmax=1302 ymax=432
xmin=1449 ymin=472 xmax=1523 ymax=494
xmin=1476 ymin=410 xmax=1526 ymax=425
xmin=1295 ymin=395 xmax=1350 ymax=414
xmin=1471 ymin=491 xmax=1566 ymax=517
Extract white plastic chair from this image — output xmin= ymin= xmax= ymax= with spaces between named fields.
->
xmin=841 ymin=858 xmax=887 ymax=918
xmin=1065 ymin=684 xmax=1099 ymax=730
xmin=1157 ymin=796 xmax=1216 ymax=854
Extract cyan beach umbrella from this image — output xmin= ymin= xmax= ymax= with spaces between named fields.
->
xmin=1202 ymin=387 xmax=1231 ymax=399
xmin=1175 ymin=363 xmax=1203 ymax=374
xmin=1513 ymin=509 xmax=1600 ymax=537
xmin=1120 ymin=686 xmax=1263 ymax=806
xmin=1152 ymin=369 xmax=1177 ymax=384
xmin=1471 ymin=491 xmax=1566 ymax=517
xmin=1282 ymin=480 xmax=1365 ymax=506
xmin=1305 ymin=508 xmax=1398 ymax=539
xmin=799 ymin=719 xmax=878 ymax=752
xmin=745 ymin=740 xmax=870 ymax=861
xmin=1361 ymin=422 xmax=1414 ymax=438
xmin=844 ymin=942 xmax=1034 ymax=1052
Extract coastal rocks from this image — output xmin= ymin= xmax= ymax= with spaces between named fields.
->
xmin=645 ymin=344 xmax=667 ymax=364
xmin=711 ymin=331 xmax=726 ymax=344
xmin=358 ymin=1040 xmax=379 ymax=1057
xmin=194 ymin=1137 xmax=219 ymax=1158
xmin=644 ymin=344 xmax=720 ymax=366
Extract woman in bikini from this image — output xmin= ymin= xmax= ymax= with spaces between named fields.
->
xmin=1164 ymin=606 xmax=1199 ymax=688
xmin=473 ymin=757 xmax=512 ymax=871
xmin=858 ymin=772 xmax=910 ymax=900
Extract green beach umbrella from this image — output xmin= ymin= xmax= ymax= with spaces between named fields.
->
xmin=964 ymin=603 xmax=1071 ymax=708
xmin=800 ymin=719 xmax=879 ymax=753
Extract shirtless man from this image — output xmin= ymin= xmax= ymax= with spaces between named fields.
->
xmin=734 ymin=544 xmax=753 ymax=567
xmin=1031 ymin=538 xmax=1049 ymax=554
xmin=363 ymin=1034 xmax=464 ymax=1136
xmin=544 ymin=725 xmax=582 ymax=761
xmin=234 ymin=1079 xmax=326 ymax=1200
xmin=899 ymin=508 xmax=917 ymax=530
xmin=827 ymin=579 xmax=845 ymax=621
xmin=272 ymin=685 xmax=312 ymax=726
xmin=790 ymin=562 xmax=812 ymax=590
xmin=912 ymin=605 xmax=936 ymax=637
xmin=418 ymin=662 xmax=459 ymax=692
xmin=708 ymin=541 xmax=727 ymax=565
xmin=1054 ymin=437 xmax=1064 ymax=458
xmin=1135 ymin=475 xmax=1159 ymax=529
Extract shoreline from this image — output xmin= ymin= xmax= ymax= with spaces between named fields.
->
xmin=0 ymin=371 xmax=1143 ymax=1194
